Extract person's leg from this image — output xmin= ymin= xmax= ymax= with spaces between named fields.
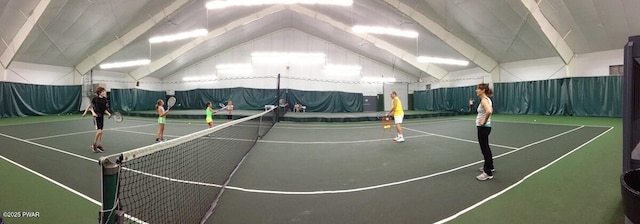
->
xmin=477 ymin=126 xmax=493 ymax=176
xmin=159 ymin=124 xmax=165 ymax=140
xmin=97 ymin=130 xmax=103 ymax=144
xmin=95 ymin=117 xmax=105 ymax=151
xmin=394 ymin=115 xmax=404 ymax=142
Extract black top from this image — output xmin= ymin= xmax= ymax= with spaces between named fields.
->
xmin=91 ymin=96 xmax=109 ymax=117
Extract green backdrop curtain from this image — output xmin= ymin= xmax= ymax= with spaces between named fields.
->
xmin=0 ymin=82 xmax=81 ymax=118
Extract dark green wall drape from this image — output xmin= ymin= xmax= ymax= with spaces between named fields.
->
xmin=413 ymin=76 xmax=622 ymax=117
xmin=287 ymin=89 xmax=363 ymax=112
xmin=175 ymin=88 xmax=279 ymax=110
xmin=110 ymin=89 xmax=166 ymax=112
xmin=0 ymin=82 xmax=81 ymax=118
xmin=413 ymin=85 xmax=477 ymax=112
xmin=494 ymin=76 xmax=621 ymax=117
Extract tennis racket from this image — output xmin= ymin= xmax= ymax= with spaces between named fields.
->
xmin=376 ymin=111 xmax=389 ymax=120
xmin=167 ymin=96 xmax=177 ymax=110
xmin=218 ymin=103 xmax=228 ymax=111
xmin=111 ymin=111 xmax=123 ymax=123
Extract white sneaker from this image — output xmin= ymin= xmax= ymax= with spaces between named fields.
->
xmin=393 ymin=136 xmax=399 ymax=141
xmin=479 ymin=167 xmax=496 ymax=172
xmin=395 ymin=137 xmax=405 ymax=143
xmin=476 ymin=172 xmax=493 ymax=181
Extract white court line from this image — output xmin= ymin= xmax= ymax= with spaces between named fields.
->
xmin=404 ymin=127 xmax=519 ymax=150
xmin=26 ymin=124 xmax=157 ymax=141
xmin=185 ymin=124 xmax=587 ymax=195
xmin=455 ymin=117 xmax=614 ymax=128
xmin=1 ymin=132 xmax=149 ymax=223
xmin=275 ymin=118 xmax=464 ymax=128
xmin=112 ymin=129 xmax=181 ymax=138
xmin=0 ymin=154 xmax=100 ymax=205
xmin=433 ymin=126 xmax=612 ymax=224
xmin=258 ymin=134 xmax=433 ymax=144
xmin=0 ymin=132 xmax=96 ymax=163
xmin=0 ymin=117 xmax=86 ymax=127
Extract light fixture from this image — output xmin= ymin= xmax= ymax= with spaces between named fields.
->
xmin=251 ymin=52 xmax=325 ymax=64
xmin=206 ymin=0 xmax=353 ymax=9
xmin=361 ymin=77 xmax=396 ymax=83
xmin=417 ymin=56 xmax=469 ymax=66
xmin=182 ymin=75 xmax=217 ymax=81
xmin=216 ymin=64 xmax=253 ymax=75
xmin=99 ymin=59 xmax=150 ymax=69
xmin=149 ymin=29 xmax=208 ymax=44
xmin=352 ymin=25 xmax=419 ymax=38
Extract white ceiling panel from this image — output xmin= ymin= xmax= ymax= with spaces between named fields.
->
xmin=1 ymin=0 xmax=639 ymax=80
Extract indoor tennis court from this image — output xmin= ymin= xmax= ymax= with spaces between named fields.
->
xmin=0 ymin=113 xmax=617 ymax=223
xmin=0 ymin=0 xmax=632 ymax=224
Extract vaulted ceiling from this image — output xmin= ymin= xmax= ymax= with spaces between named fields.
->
xmin=1 ymin=0 xmax=639 ymax=81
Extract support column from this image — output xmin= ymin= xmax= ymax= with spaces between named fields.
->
xmin=0 ymin=66 xmax=6 ymax=81
xmin=489 ymin=66 xmax=501 ymax=84
xmin=565 ymin=57 xmax=576 ymax=77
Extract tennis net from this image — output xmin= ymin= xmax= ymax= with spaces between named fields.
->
xmin=99 ymin=108 xmax=277 ymax=224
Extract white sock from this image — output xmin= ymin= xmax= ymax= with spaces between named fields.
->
xmin=399 ymin=134 xmax=403 ymax=138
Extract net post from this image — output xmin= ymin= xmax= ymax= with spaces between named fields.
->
xmin=99 ymin=158 xmax=122 ymax=224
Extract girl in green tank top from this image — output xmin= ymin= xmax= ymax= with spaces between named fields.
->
xmin=205 ymin=102 xmax=218 ymax=128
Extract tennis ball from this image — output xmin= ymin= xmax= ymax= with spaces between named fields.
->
xmin=534 ymin=119 xmax=537 ymax=122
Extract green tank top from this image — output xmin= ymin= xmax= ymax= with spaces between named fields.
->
xmin=206 ymin=108 xmax=212 ymax=118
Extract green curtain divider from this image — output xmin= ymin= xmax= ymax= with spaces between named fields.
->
xmin=0 ymin=82 xmax=81 ymax=118
xmin=495 ymin=76 xmax=622 ymax=117
xmin=175 ymin=88 xmax=278 ymax=110
xmin=568 ymin=76 xmax=622 ymax=117
xmin=287 ymin=89 xmax=363 ymax=112
xmin=414 ymin=85 xmax=477 ymax=112
xmin=110 ymin=89 xmax=166 ymax=112
xmin=413 ymin=76 xmax=621 ymax=117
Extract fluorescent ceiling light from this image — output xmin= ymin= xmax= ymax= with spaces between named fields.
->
xmin=417 ymin=56 xmax=469 ymax=66
xmin=216 ymin=64 xmax=253 ymax=74
xmin=182 ymin=75 xmax=217 ymax=81
xmin=206 ymin=0 xmax=352 ymax=9
xmin=361 ymin=77 xmax=396 ymax=83
xmin=251 ymin=52 xmax=325 ymax=64
xmin=149 ymin=29 xmax=208 ymax=44
xmin=352 ymin=25 xmax=419 ymax=38
xmin=100 ymin=59 xmax=150 ymax=69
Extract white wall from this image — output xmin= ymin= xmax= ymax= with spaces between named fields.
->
xmin=163 ymin=29 xmax=415 ymax=96
xmin=436 ymin=49 xmax=622 ymax=89
xmin=497 ymin=57 xmax=568 ymax=82
xmin=574 ymin=49 xmax=623 ymax=76
xmin=5 ymin=61 xmax=75 ymax=85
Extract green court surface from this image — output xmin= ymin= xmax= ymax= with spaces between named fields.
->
xmin=0 ymin=113 xmax=622 ymax=223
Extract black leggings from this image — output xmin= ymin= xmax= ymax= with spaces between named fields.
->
xmin=477 ymin=126 xmax=493 ymax=175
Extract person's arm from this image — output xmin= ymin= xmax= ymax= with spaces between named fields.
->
xmin=104 ymin=103 xmax=112 ymax=118
xmin=386 ymin=98 xmax=397 ymax=117
xmin=158 ymin=106 xmax=170 ymax=117
xmin=82 ymin=104 xmax=93 ymax=117
xmin=480 ymin=98 xmax=493 ymax=125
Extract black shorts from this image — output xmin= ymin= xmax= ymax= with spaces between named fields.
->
xmin=94 ymin=116 xmax=105 ymax=130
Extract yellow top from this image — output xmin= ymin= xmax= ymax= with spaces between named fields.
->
xmin=392 ymin=96 xmax=404 ymax=116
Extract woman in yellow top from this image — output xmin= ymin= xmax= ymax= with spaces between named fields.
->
xmin=205 ymin=102 xmax=218 ymax=128
xmin=385 ymin=91 xmax=404 ymax=143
